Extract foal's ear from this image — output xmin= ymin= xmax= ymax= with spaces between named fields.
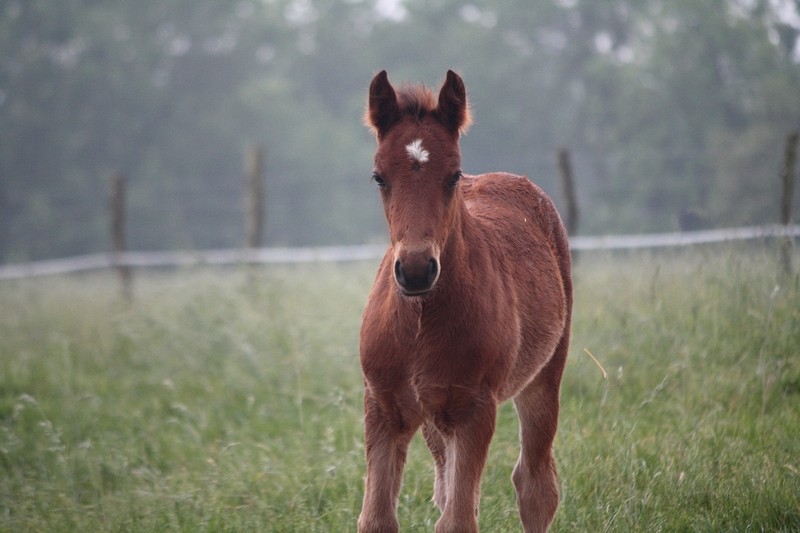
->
xmin=436 ymin=70 xmax=472 ymax=135
xmin=366 ymin=70 xmax=400 ymax=138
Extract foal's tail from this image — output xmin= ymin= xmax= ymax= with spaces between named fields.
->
xmin=545 ymin=194 xmax=573 ymax=379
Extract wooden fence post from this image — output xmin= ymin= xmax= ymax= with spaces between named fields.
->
xmin=780 ymin=131 xmax=798 ymax=275
xmin=109 ymin=172 xmax=132 ymax=300
xmin=244 ymin=145 xmax=265 ymax=252
xmin=557 ymin=148 xmax=581 ymax=265
xmin=557 ymin=148 xmax=580 ymax=236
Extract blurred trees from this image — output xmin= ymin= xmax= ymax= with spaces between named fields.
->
xmin=1 ymin=0 xmax=799 ymax=261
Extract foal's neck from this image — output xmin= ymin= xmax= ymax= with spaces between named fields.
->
xmin=435 ymin=194 xmax=482 ymax=296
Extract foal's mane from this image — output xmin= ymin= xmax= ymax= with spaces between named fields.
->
xmin=396 ymin=84 xmax=438 ymax=121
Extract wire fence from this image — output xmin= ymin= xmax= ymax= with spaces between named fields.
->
xmin=1 ymin=224 xmax=798 ymax=282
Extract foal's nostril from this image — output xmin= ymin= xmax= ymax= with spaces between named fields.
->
xmin=394 ymin=260 xmax=405 ymax=285
xmin=428 ymin=258 xmax=439 ymax=284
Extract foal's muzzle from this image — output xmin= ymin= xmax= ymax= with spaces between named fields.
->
xmin=394 ymin=251 xmax=440 ymax=296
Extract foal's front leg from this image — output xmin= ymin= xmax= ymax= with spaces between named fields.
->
xmin=358 ymin=388 xmax=417 ymax=533
xmin=435 ymin=394 xmax=497 ymax=533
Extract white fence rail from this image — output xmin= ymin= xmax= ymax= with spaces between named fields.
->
xmin=568 ymin=224 xmax=800 ymax=251
xmin=1 ymin=224 xmax=798 ymax=281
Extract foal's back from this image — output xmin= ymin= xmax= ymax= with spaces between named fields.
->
xmin=463 ymin=172 xmax=566 ymax=256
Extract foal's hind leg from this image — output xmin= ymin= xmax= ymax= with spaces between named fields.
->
xmin=422 ymin=421 xmax=447 ymax=511
xmin=512 ymin=345 xmax=568 ymax=533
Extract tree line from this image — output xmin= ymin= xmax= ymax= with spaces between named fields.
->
xmin=1 ymin=0 xmax=799 ymax=262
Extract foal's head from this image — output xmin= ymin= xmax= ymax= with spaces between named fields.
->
xmin=366 ymin=70 xmax=472 ymax=296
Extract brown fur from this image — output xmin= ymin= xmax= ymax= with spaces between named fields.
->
xmin=358 ymin=70 xmax=572 ymax=533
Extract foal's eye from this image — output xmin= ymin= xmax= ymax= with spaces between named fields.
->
xmin=372 ymin=173 xmax=387 ymax=188
xmin=448 ymin=171 xmax=462 ymax=189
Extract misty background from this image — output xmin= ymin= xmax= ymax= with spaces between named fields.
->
xmin=1 ymin=0 xmax=799 ymax=263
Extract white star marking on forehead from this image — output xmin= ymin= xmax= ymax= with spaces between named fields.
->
xmin=405 ymin=138 xmax=430 ymax=164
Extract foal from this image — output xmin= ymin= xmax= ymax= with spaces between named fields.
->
xmin=358 ymin=70 xmax=572 ymax=533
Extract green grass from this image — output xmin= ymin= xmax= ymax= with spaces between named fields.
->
xmin=1 ymin=246 xmax=799 ymax=532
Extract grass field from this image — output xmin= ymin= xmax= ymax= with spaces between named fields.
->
xmin=1 ymin=245 xmax=799 ymax=532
